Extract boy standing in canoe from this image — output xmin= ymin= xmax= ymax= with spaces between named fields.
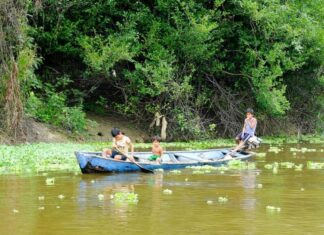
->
xmin=148 ymin=136 xmax=163 ymax=164
xmin=102 ymin=128 xmax=135 ymax=162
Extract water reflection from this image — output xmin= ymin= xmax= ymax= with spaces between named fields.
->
xmin=1 ymin=144 xmax=324 ymax=234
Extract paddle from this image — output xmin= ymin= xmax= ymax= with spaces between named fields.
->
xmin=224 ymin=134 xmax=251 ymax=159
xmin=115 ymin=147 xmax=154 ymax=174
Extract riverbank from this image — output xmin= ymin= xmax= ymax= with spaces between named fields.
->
xmin=0 ymin=135 xmax=323 ymax=175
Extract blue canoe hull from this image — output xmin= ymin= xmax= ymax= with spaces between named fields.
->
xmin=75 ymin=149 xmax=254 ymax=174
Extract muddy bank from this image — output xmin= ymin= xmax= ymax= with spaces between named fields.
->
xmin=0 ymin=113 xmax=147 ymax=144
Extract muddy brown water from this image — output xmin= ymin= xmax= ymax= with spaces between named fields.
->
xmin=1 ymin=144 xmax=324 ymax=235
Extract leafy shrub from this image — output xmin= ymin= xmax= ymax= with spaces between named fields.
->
xmin=26 ymin=91 xmax=87 ymax=133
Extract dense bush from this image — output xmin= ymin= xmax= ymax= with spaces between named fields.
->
xmin=1 ymin=0 xmax=323 ymax=140
xmin=26 ymin=91 xmax=87 ymax=133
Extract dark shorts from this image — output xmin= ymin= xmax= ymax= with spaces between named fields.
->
xmin=111 ymin=150 xmax=127 ymax=161
xmin=235 ymin=132 xmax=251 ymax=142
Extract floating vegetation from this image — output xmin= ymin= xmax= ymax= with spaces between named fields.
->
xmin=218 ymin=197 xmax=228 ymax=203
xmin=187 ymin=165 xmax=217 ymax=170
xmin=0 ymin=143 xmax=97 ymax=175
xmin=163 ymin=189 xmax=173 ymax=195
xmin=268 ymin=147 xmax=281 ymax=154
xmin=97 ymin=194 xmax=104 ymax=200
xmin=192 ymin=170 xmax=205 ymax=174
xmin=58 ymin=194 xmax=65 ymax=199
xmin=256 ymin=152 xmax=267 ymax=157
xmin=187 ymin=160 xmax=255 ymax=173
xmin=265 ymin=162 xmax=304 ymax=172
xmin=169 ymin=170 xmax=182 ymax=174
xmin=294 ymin=164 xmax=303 ymax=171
xmin=266 ymin=206 xmax=281 ymax=213
xmin=112 ymin=192 xmax=139 ymax=204
xmin=280 ymin=162 xmax=295 ymax=169
xmin=154 ymin=169 xmax=164 ymax=172
xmin=264 ymin=164 xmax=274 ymax=169
xmin=306 ymin=161 xmax=324 ymax=169
xmin=227 ymin=160 xmax=256 ymax=170
xmin=290 ymin=147 xmax=316 ymax=153
xmin=45 ymin=178 xmax=55 ymax=185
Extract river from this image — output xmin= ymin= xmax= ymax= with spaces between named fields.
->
xmin=0 ymin=143 xmax=324 ymax=235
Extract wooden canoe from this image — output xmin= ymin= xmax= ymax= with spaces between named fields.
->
xmin=75 ymin=149 xmax=254 ymax=174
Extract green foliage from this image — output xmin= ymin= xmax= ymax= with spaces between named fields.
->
xmin=26 ymin=91 xmax=87 ymax=133
xmin=22 ymin=0 xmax=324 ymax=139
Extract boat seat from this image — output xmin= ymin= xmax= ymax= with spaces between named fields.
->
xmin=174 ymin=154 xmax=204 ymax=162
xmin=161 ymin=154 xmax=179 ymax=163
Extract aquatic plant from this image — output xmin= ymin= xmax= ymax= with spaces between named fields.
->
xmin=290 ymin=147 xmax=316 ymax=153
xmin=169 ymin=170 xmax=181 ymax=175
xmin=227 ymin=160 xmax=256 ymax=170
xmin=154 ymin=169 xmax=164 ymax=172
xmin=268 ymin=147 xmax=281 ymax=154
xmin=255 ymin=153 xmax=267 ymax=157
xmin=218 ymin=197 xmax=228 ymax=203
xmin=266 ymin=206 xmax=281 ymax=212
xmin=192 ymin=170 xmax=206 ymax=174
xmin=264 ymin=164 xmax=273 ymax=169
xmin=187 ymin=165 xmax=218 ymax=170
xmin=279 ymin=162 xmax=295 ymax=169
xmin=112 ymin=192 xmax=139 ymax=204
xmin=256 ymin=152 xmax=267 ymax=157
xmin=45 ymin=178 xmax=55 ymax=185
xmin=163 ymin=189 xmax=173 ymax=195
xmin=97 ymin=194 xmax=104 ymax=200
xmin=294 ymin=164 xmax=303 ymax=171
xmin=306 ymin=161 xmax=324 ymax=169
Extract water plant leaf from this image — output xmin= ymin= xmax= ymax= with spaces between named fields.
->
xmin=163 ymin=189 xmax=173 ymax=195
xmin=112 ymin=192 xmax=139 ymax=204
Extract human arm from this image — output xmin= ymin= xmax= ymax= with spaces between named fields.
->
xmin=112 ymin=138 xmax=117 ymax=149
xmin=246 ymin=117 xmax=257 ymax=129
xmin=126 ymin=138 xmax=134 ymax=157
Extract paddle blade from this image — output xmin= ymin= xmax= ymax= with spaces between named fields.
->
xmin=140 ymin=167 xmax=154 ymax=174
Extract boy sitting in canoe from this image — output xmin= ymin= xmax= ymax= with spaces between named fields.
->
xmin=102 ymin=128 xmax=135 ymax=162
xmin=225 ymin=108 xmax=257 ymax=159
xmin=148 ymin=136 xmax=163 ymax=164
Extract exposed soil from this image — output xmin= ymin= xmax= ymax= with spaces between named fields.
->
xmin=0 ymin=113 xmax=148 ymax=144
xmin=83 ymin=113 xmax=147 ymax=143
